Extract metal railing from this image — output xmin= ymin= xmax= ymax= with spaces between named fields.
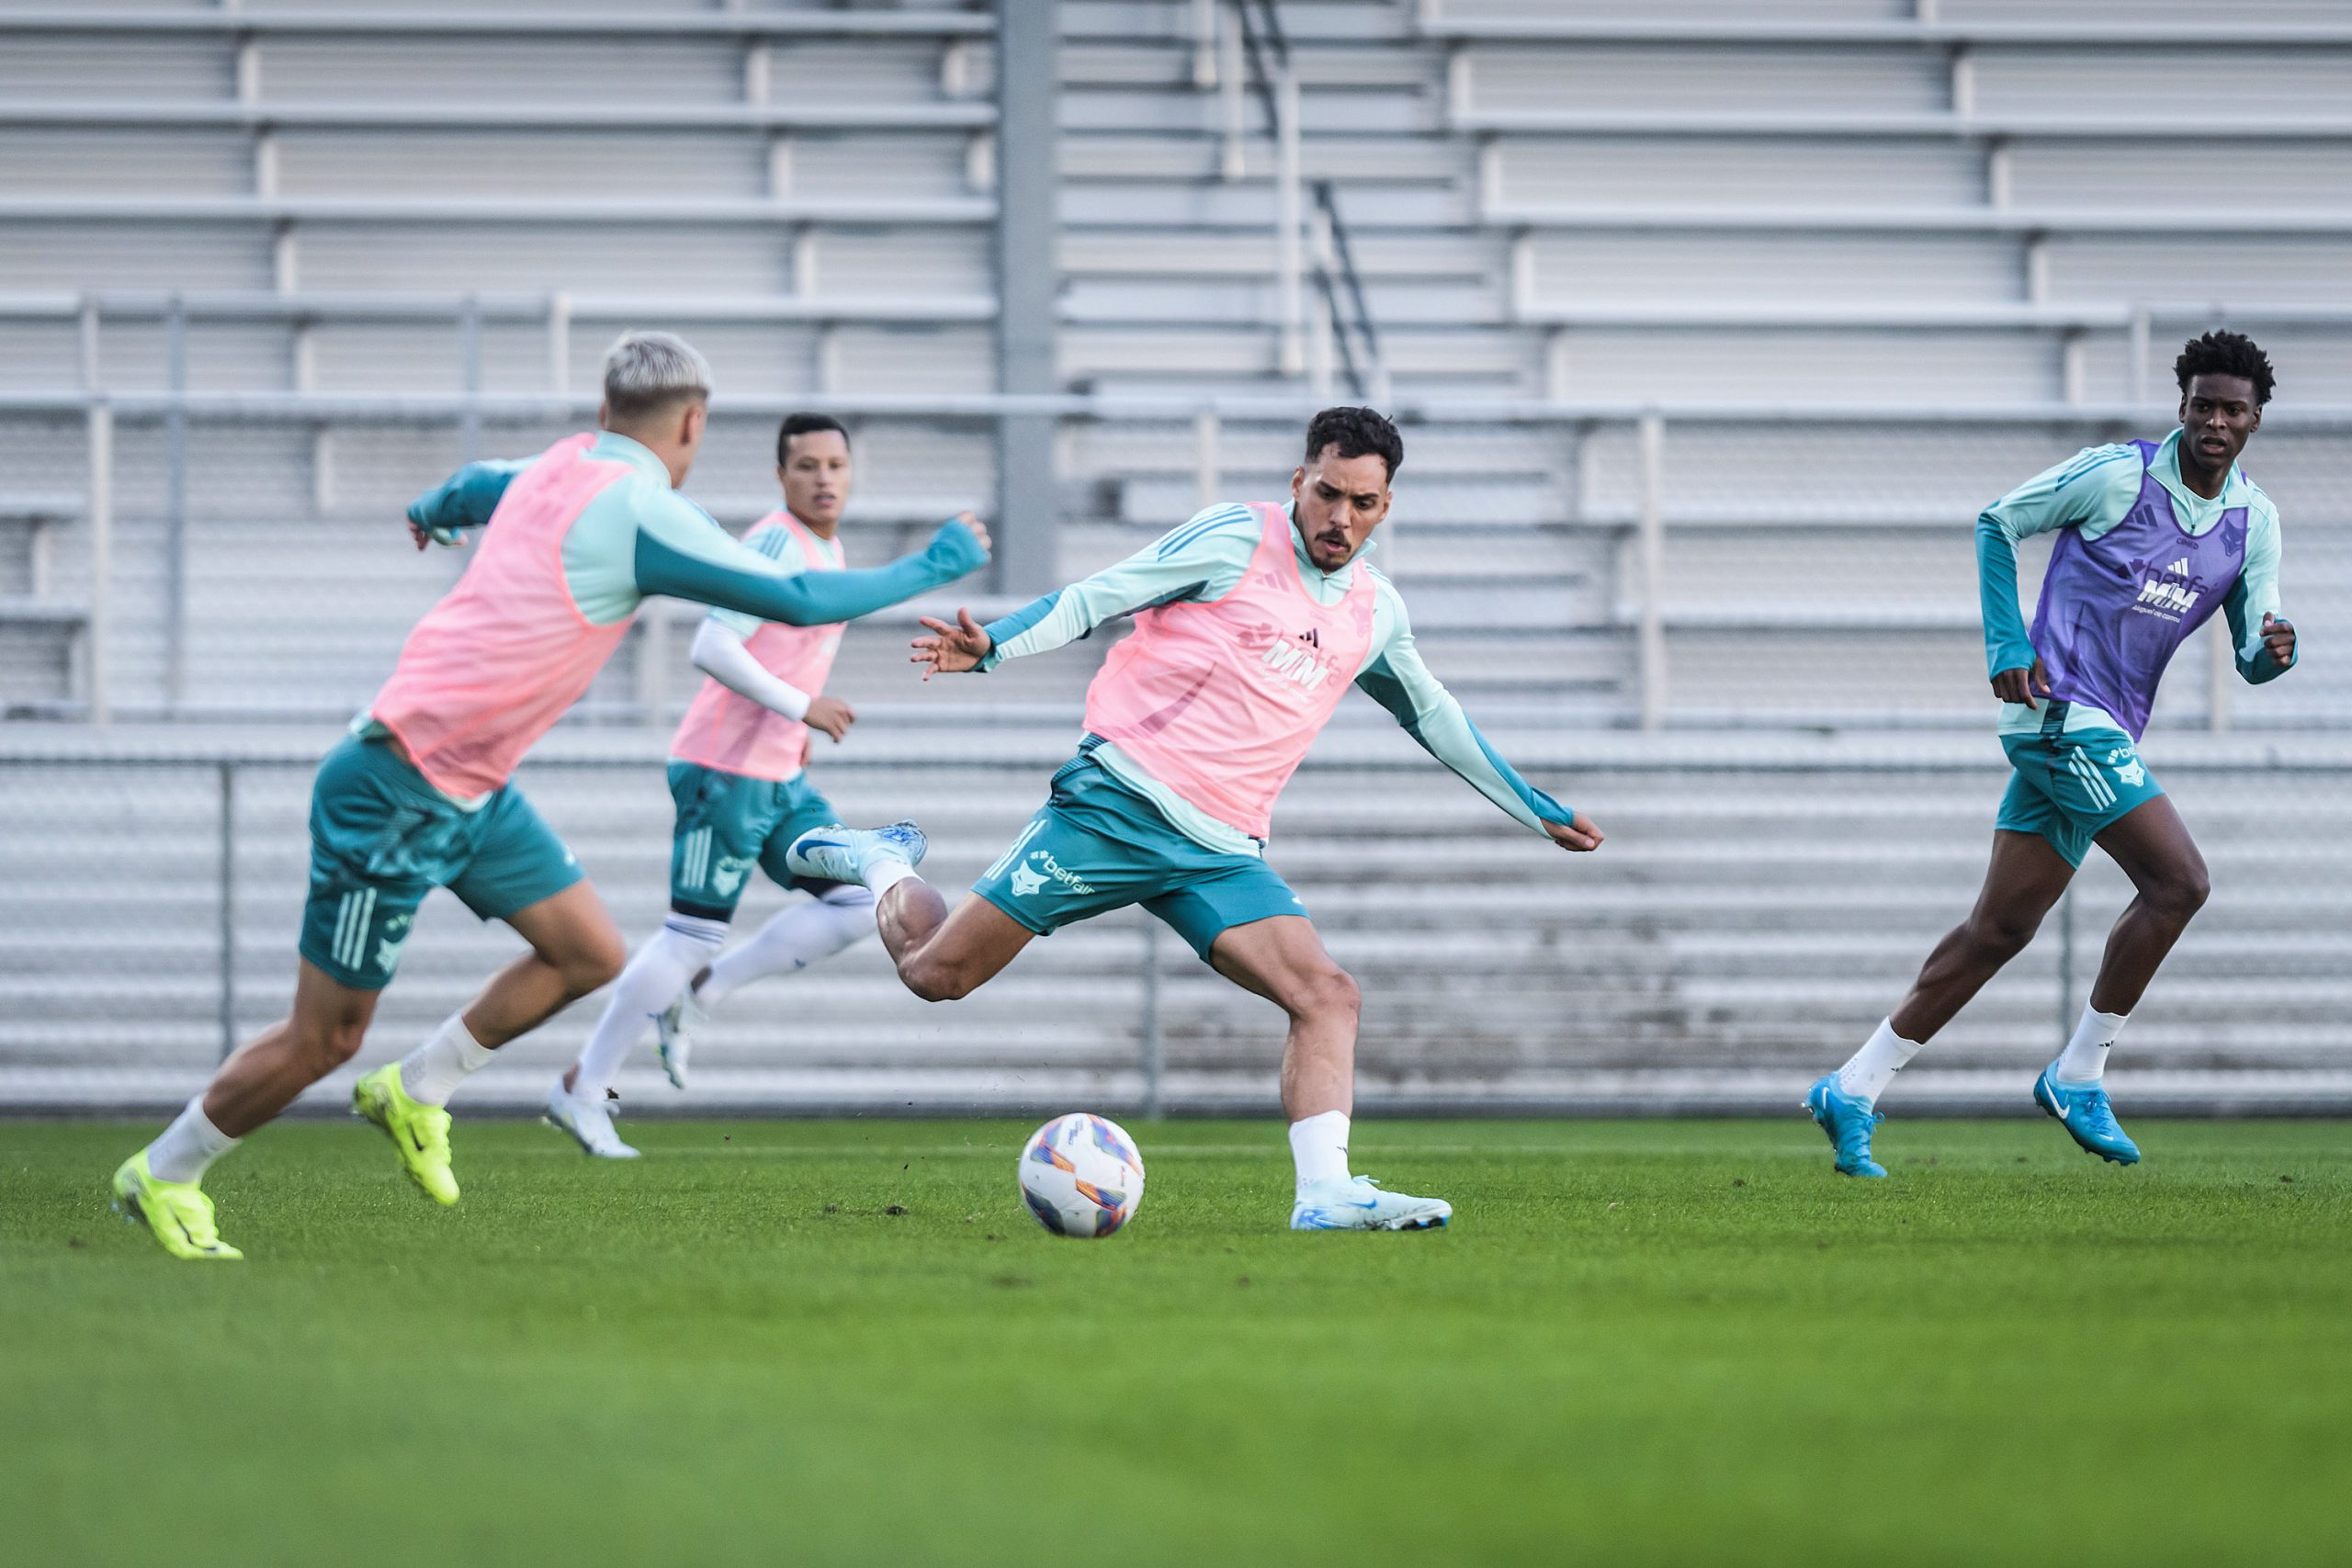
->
xmin=7 ymin=739 xmax=2352 ymax=1114
xmin=1195 ymin=0 xmax=1386 ymax=401
xmin=7 ymin=378 xmax=2352 ymax=731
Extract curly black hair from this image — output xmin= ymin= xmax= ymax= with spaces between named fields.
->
xmin=2175 ymin=330 xmax=2276 ymax=406
xmin=1304 ymin=405 xmax=1403 ymax=481
xmin=776 ymin=412 xmax=851 ymax=465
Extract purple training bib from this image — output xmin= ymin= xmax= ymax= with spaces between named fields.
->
xmin=2027 ymin=440 xmax=2245 ymax=740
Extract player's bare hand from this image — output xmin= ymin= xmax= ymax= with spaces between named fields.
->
xmin=910 ymin=607 xmax=992 ymax=681
xmin=2261 ymin=613 xmax=2296 ymax=669
xmin=1545 ymin=811 xmax=1604 ymax=852
xmin=804 ymin=694 xmax=855 ymax=742
xmin=408 ymin=520 xmax=467 ymax=551
xmin=952 ymin=511 xmax=992 ymax=555
xmin=1991 ymin=658 xmax=2051 ymax=708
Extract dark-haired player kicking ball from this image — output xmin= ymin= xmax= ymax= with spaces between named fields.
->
xmin=786 ymin=407 xmax=1604 ymax=1230
xmin=1808 ymin=331 xmax=2299 ymax=1177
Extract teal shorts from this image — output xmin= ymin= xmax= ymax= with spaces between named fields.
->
xmin=1996 ymin=722 xmax=2165 ymax=868
xmin=668 ymin=761 xmax=842 ymax=919
xmin=300 ymin=734 xmax=582 ymax=990
xmin=971 ymin=756 xmax=1306 ymax=960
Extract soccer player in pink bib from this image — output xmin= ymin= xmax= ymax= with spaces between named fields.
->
xmin=545 ymin=414 xmax=893 ymax=1156
xmin=788 ymin=408 xmax=1605 ymax=1231
xmin=110 ymin=335 xmax=989 ymax=1259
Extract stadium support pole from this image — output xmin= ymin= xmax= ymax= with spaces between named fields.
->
xmin=993 ymin=0 xmax=1058 ymax=596
xmin=2056 ymin=886 xmax=2075 ymax=1051
xmin=1193 ymin=410 xmax=1220 ymax=513
xmin=1275 ymin=69 xmax=1304 ymax=378
xmin=85 ymin=398 xmax=113 ymax=727
xmin=1635 ymin=412 xmax=1668 ymax=732
xmin=218 ymin=760 xmax=237 ymax=1061
xmin=164 ymin=297 xmax=188 ymax=712
xmin=2207 ymin=621 xmax=2232 ymax=733
xmin=1140 ymin=920 xmax=1164 ymax=1121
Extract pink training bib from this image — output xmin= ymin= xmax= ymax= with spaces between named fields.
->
xmin=670 ymin=513 xmax=847 ymax=781
xmin=1082 ymin=501 xmax=1376 ymax=840
xmin=370 ymin=433 xmax=637 ymax=798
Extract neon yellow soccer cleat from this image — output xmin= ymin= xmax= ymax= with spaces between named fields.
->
xmin=351 ymin=1063 xmax=460 ymax=1205
xmin=111 ymin=1152 xmax=243 ymax=1260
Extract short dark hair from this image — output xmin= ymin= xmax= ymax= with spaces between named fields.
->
xmin=1304 ymin=405 xmax=1403 ymax=482
xmin=777 ymin=412 xmax=851 ymax=465
xmin=2175 ymin=331 xmax=2275 ymax=406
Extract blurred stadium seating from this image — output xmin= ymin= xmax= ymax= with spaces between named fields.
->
xmin=3 ymin=0 xmax=2347 ymax=1111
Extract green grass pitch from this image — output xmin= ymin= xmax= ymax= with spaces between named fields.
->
xmin=5 ymin=1117 xmax=2346 ymax=1567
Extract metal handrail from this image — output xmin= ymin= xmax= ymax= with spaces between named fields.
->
xmin=14 ymin=389 xmax=2352 ymax=425
xmin=1412 ymin=12 xmax=2352 ymax=47
xmin=0 ymin=9 xmax=997 ymax=39
xmin=16 ymin=285 xmax=2352 ymax=334
xmin=1230 ymin=0 xmax=1385 ymax=401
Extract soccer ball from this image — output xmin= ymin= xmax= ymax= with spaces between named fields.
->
xmin=1017 ymin=1113 xmax=1146 ymax=1238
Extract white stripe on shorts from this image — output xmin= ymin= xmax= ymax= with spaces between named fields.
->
xmin=984 ymin=820 xmax=1046 ymax=882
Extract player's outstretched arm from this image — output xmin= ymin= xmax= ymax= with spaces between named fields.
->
xmin=686 ymin=616 xmax=856 ymax=740
xmin=914 ymin=503 xmax=1260 ymax=678
xmin=637 ymin=510 xmax=991 ymax=627
xmin=404 ymin=458 xmax=527 ymax=549
xmin=910 ymin=607 xmax=994 ymax=680
xmin=1353 ymin=596 xmax=1600 ymax=852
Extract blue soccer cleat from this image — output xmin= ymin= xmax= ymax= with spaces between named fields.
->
xmin=1804 ymin=1074 xmax=1887 ymax=1178
xmin=784 ymin=820 xmax=928 ymax=887
xmin=2033 ymin=1063 xmax=2142 ymax=1165
xmin=1289 ymin=1175 xmax=1451 ymax=1231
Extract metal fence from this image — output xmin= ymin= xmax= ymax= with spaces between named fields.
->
xmin=6 ymin=735 xmax=2351 ymax=1116
xmin=6 ymin=380 xmax=2351 ymax=731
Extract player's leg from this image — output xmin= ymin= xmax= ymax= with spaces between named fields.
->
xmin=1808 ymin=826 xmax=2076 ymax=1178
xmin=551 ymin=907 xmax=725 ymax=1156
xmin=350 ymin=876 xmax=625 ymax=1202
xmin=881 ymin=886 xmax=1035 ymax=1001
xmin=354 ymin=785 xmax=619 ymax=1201
xmin=2028 ymin=791 xmax=2203 ymax=1166
xmin=115 ymin=733 xmax=436 ymax=1257
xmin=1892 ymin=828 xmax=2080 ymax=1043
xmin=2085 ymin=793 xmax=2208 ymax=1024
xmin=654 ymin=776 xmax=881 ymax=1083
xmin=691 ymin=885 xmax=873 ymax=1010
xmin=114 ymin=958 xmax=384 ymax=1261
xmin=551 ymin=765 xmax=765 ymax=1150
xmin=788 ymin=801 xmax=1101 ymax=1004
xmin=1195 ymin=909 xmax=1448 ymax=1232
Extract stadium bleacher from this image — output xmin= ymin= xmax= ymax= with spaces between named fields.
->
xmin=3 ymin=0 xmax=2348 ymax=1111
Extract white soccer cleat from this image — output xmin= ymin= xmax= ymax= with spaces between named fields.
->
xmin=544 ymin=1081 xmax=640 ymax=1160
xmin=783 ymin=821 xmax=928 ymax=887
xmin=656 ymin=986 xmax=707 ymax=1091
xmin=1289 ymin=1175 xmax=1452 ymax=1232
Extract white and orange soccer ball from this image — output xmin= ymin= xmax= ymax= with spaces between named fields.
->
xmin=1017 ymin=1113 xmax=1146 ymax=1237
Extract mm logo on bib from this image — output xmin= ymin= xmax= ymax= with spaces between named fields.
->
xmin=1259 ymin=627 xmax=1340 ymax=694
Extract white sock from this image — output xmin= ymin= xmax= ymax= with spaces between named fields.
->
xmin=1288 ymin=1110 xmax=1351 ymax=1194
xmin=1836 ymin=1018 xmax=1927 ymax=1104
xmin=2056 ymin=1005 xmax=2128 ymax=1083
xmin=697 ymin=887 xmax=875 ymax=1008
xmin=862 ymin=855 xmax=917 ymax=902
xmin=144 ymin=1096 xmax=239 ymax=1185
xmin=398 ymin=1012 xmax=497 ymax=1109
xmin=570 ymin=914 xmax=729 ymax=1099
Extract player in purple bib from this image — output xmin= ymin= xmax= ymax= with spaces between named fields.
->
xmin=1809 ymin=332 xmax=2300 ymax=1175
